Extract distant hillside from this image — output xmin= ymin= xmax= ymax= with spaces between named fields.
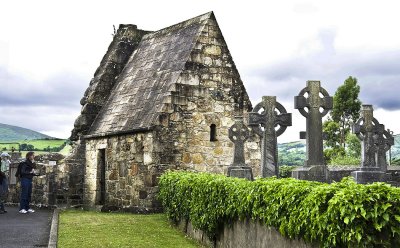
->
xmin=278 ymin=134 xmax=400 ymax=166
xmin=0 ymin=123 xmax=55 ymax=141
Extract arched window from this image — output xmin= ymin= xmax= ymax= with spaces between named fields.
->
xmin=210 ymin=124 xmax=217 ymax=141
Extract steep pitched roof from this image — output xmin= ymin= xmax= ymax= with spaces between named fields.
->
xmin=88 ymin=12 xmax=213 ymax=137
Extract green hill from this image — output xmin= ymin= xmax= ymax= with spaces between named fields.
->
xmin=278 ymin=134 xmax=400 ymax=166
xmin=0 ymin=123 xmax=55 ymax=141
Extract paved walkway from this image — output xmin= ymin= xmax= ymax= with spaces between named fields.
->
xmin=0 ymin=206 xmax=53 ymax=248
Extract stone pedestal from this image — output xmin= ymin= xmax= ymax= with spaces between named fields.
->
xmin=291 ymin=165 xmax=327 ymax=183
xmin=228 ymin=166 xmax=253 ymax=180
xmin=351 ymin=168 xmax=386 ymax=184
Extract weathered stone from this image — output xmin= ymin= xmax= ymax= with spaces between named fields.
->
xmin=351 ymin=105 xmax=393 ymax=184
xmin=294 ymin=81 xmax=332 ymax=167
xmin=192 ymin=153 xmax=204 ymax=164
xmin=109 ymin=170 xmax=118 ymax=180
xmin=248 ymin=96 xmax=291 ymax=177
xmin=373 ymin=124 xmax=394 ymax=172
xmin=227 ymin=117 xmax=253 ymax=180
xmin=34 ymin=12 xmax=263 ymax=213
xmin=214 ymin=147 xmax=224 ymax=155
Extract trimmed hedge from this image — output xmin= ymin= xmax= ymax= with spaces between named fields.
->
xmin=158 ymin=171 xmax=400 ymax=248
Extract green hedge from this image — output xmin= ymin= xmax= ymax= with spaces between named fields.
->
xmin=158 ymin=171 xmax=400 ymax=248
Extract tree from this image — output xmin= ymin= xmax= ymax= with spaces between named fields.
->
xmin=346 ymin=133 xmax=361 ymax=158
xmin=323 ymin=118 xmax=341 ymax=148
xmin=331 ymin=76 xmax=362 ymax=149
xmin=323 ymin=118 xmax=344 ymax=163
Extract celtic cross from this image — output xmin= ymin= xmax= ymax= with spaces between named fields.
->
xmin=229 ymin=117 xmax=250 ymax=167
xmin=248 ymin=96 xmax=292 ymax=177
xmin=373 ymin=124 xmax=394 ymax=172
xmin=294 ymin=81 xmax=332 ymax=166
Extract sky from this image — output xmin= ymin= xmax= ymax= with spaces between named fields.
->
xmin=1 ymin=0 xmax=400 ymax=142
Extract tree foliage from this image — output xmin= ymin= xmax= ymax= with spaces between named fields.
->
xmin=323 ymin=76 xmax=362 ymax=163
xmin=346 ymin=133 xmax=361 ymax=158
xmin=331 ymin=76 xmax=362 ymax=147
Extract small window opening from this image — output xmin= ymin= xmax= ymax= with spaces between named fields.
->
xmin=210 ymin=124 xmax=217 ymax=141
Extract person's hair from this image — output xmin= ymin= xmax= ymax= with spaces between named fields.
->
xmin=26 ymin=151 xmax=35 ymax=159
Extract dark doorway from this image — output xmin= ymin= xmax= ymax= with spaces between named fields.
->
xmin=97 ymin=149 xmax=106 ymax=205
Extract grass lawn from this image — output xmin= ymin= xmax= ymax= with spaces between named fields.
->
xmin=0 ymin=139 xmax=66 ymax=150
xmin=58 ymin=210 xmax=203 ymax=248
xmin=59 ymin=144 xmax=72 ymax=156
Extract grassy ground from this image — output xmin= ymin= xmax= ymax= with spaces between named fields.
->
xmin=59 ymin=145 xmax=72 ymax=156
xmin=0 ymin=139 xmax=66 ymax=150
xmin=58 ymin=210 xmax=203 ymax=248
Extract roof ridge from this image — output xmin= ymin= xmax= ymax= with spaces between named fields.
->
xmin=143 ymin=11 xmax=213 ymax=40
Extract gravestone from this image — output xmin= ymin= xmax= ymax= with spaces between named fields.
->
xmin=292 ymin=81 xmax=332 ymax=182
xmin=227 ymin=116 xmax=253 ymax=180
xmin=374 ymin=124 xmax=394 ymax=172
xmin=248 ymin=96 xmax=292 ymax=177
xmin=351 ymin=105 xmax=386 ymax=184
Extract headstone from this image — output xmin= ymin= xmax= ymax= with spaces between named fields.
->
xmin=374 ymin=124 xmax=394 ymax=172
xmin=248 ymin=96 xmax=291 ymax=177
xmin=351 ymin=105 xmax=386 ymax=184
xmin=292 ymin=81 xmax=332 ymax=182
xmin=227 ymin=116 xmax=253 ymax=180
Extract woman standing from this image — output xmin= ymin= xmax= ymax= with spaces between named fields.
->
xmin=19 ymin=152 xmax=36 ymax=214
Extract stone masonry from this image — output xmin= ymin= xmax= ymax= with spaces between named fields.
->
xmin=78 ymin=12 xmax=261 ymax=210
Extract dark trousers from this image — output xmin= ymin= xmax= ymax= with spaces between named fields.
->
xmin=20 ymin=177 xmax=32 ymax=210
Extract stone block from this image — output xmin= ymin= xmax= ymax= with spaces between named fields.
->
xmin=227 ymin=166 xmax=253 ymax=180
xmin=291 ymin=165 xmax=327 ymax=182
xmin=192 ymin=153 xmax=204 ymax=164
xmin=351 ymin=169 xmax=386 ymax=184
xmin=139 ymin=190 xmax=148 ymax=199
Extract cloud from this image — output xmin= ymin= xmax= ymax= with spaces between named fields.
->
xmin=0 ymin=67 xmax=87 ymax=138
xmin=0 ymin=67 xmax=87 ymax=107
xmin=243 ymin=29 xmax=400 ymax=112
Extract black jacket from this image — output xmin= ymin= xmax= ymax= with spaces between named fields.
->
xmin=0 ymin=171 xmax=5 ymax=184
xmin=20 ymin=160 xmax=35 ymax=179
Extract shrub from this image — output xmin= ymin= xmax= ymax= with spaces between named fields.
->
xmin=329 ymin=155 xmax=360 ymax=166
xmin=279 ymin=165 xmax=296 ymax=178
xmin=158 ymin=171 xmax=400 ymax=247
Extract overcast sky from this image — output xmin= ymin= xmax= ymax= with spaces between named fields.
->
xmin=1 ymin=0 xmax=400 ymax=142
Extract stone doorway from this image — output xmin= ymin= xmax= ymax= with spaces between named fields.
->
xmin=97 ymin=149 xmax=106 ymax=205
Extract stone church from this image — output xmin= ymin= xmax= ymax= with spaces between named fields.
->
xmin=68 ymin=12 xmax=261 ymax=211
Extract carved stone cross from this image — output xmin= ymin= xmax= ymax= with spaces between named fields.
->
xmin=353 ymin=105 xmax=380 ymax=168
xmin=294 ymin=81 xmax=333 ymax=166
xmin=229 ymin=118 xmax=250 ymax=167
xmin=373 ymin=124 xmax=394 ymax=172
xmin=227 ymin=116 xmax=253 ymax=180
xmin=248 ymin=96 xmax=292 ymax=177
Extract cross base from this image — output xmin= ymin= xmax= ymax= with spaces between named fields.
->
xmin=227 ymin=166 xmax=253 ymax=181
xmin=351 ymin=169 xmax=386 ymax=184
xmin=291 ymin=165 xmax=327 ymax=183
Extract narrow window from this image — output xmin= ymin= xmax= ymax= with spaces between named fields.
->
xmin=210 ymin=124 xmax=217 ymax=141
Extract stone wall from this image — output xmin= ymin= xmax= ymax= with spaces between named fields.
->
xmin=157 ymin=16 xmax=261 ymax=176
xmin=84 ymin=131 xmax=170 ymax=211
xmin=7 ymin=153 xmax=69 ymax=207
xmin=65 ymin=24 xmax=150 ymax=208
xmin=177 ymin=219 xmax=317 ymax=248
xmin=326 ymin=166 xmax=400 ymax=186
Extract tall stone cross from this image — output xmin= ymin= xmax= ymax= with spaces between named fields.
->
xmin=227 ymin=117 xmax=253 ymax=180
xmin=353 ymin=105 xmax=380 ymax=168
xmin=373 ymin=124 xmax=394 ymax=172
xmin=248 ymin=96 xmax=292 ymax=177
xmin=295 ymin=81 xmax=332 ymax=166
